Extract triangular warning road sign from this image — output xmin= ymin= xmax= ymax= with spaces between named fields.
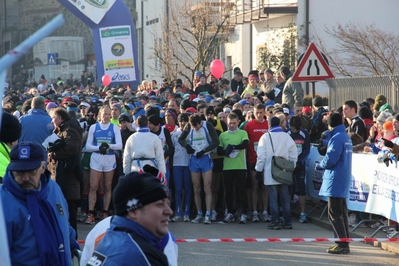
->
xmin=292 ymin=43 xmax=334 ymax=82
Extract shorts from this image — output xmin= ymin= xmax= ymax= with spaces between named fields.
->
xmin=189 ymin=154 xmax=213 ymax=173
xmin=212 ymin=158 xmax=224 ymax=172
xmin=293 ymin=164 xmax=306 ymax=196
xmin=90 ymin=153 xmax=116 ymax=173
xmin=81 ymin=152 xmax=92 ymax=171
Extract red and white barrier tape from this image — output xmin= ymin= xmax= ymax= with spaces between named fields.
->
xmin=77 ymin=237 xmax=399 ymax=244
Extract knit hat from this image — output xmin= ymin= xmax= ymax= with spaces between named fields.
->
xmin=165 ymin=109 xmax=177 ymax=121
xmin=379 ymin=103 xmax=393 ymax=114
xmin=374 ymin=94 xmax=387 ymax=111
xmin=178 ymin=113 xmax=189 ymax=122
xmin=1 ymin=112 xmax=22 ymax=143
xmin=148 ymin=114 xmax=161 ymax=125
xmin=45 ymin=102 xmax=58 ymax=111
xmin=8 ymin=141 xmax=46 ymax=171
xmin=113 ymin=172 xmax=168 ymax=216
xmin=383 ymin=121 xmax=394 ymax=132
xmin=132 ymin=108 xmax=146 ymax=121
xmin=185 ymin=107 xmax=197 ymax=114
xmin=327 ymin=113 xmax=342 ymax=128
xmin=118 ymin=113 xmax=131 ymax=123
xmin=112 ymin=103 xmax=122 ymax=113
xmin=269 ymin=117 xmax=281 ymax=127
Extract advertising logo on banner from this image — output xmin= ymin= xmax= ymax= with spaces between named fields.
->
xmin=348 ymin=154 xmax=372 ymax=212
xmin=100 ymin=25 xmax=136 ymax=82
xmin=365 ymin=162 xmax=399 ymax=222
xmin=66 ymin=0 xmax=116 ymax=24
xmin=305 ymin=146 xmax=327 ymax=201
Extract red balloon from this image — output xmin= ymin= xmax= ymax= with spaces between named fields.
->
xmin=102 ymin=74 xmax=112 ymax=86
xmin=210 ymin=59 xmax=225 ymax=79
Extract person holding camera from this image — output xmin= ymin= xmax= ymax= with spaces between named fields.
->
xmin=85 ymin=105 xmax=122 ymax=224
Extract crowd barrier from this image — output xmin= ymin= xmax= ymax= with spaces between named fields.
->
xmin=305 ymin=146 xmax=399 ymax=223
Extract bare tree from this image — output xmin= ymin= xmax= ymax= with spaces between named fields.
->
xmin=312 ymin=22 xmax=399 ymax=77
xmin=256 ymin=23 xmax=298 ymax=71
xmin=150 ymin=0 xmax=235 ymax=88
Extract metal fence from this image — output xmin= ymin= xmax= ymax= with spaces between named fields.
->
xmin=326 ymin=75 xmax=399 ymax=113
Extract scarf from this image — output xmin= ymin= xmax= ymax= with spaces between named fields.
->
xmin=137 ymin=126 xmax=150 ymax=133
xmin=3 ymin=172 xmax=68 ymax=266
xmin=228 ymin=128 xmax=239 ymax=134
xmin=269 ymin=126 xmax=283 ymax=133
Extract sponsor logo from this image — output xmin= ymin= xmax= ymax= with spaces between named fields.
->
xmin=19 ymin=146 xmax=30 ymax=159
xmin=105 ymin=59 xmax=134 ymax=70
xmin=101 ymin=28 xmax=130 ymax=38
xmin=84 ymin=0 xmax=109 ymax=9
xmin=111 ymin=43 xmax=125 ymax=56
xmin=87 ymin=251 xmax=107 ymax=266
xmin=112 ymin=72 xmax=132 ymax=81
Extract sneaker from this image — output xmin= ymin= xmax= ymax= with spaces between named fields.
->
xmin=171 ymin=216 xmax=183 ymax=222
xmin=100 ymin=211 xmax=109 ymax=221
xmin=246 ymin=211 xmax=252 ymax=221
xmin=387 ymin=230 xmax=398 ymax=238
xmin=183 ymin=215 xmax=190 ymax=222
xmin=252 ymin=212 xmax=259 ymax=223
xmin=84 ymin=213 xmax=95 ymax=225
xmin=348 ymin=213 xmax=356 ymax=223
xmin=223 ymin=213 xmax=235 ymax=223
xmin=210 ymin=210 xmax=217 ymax=221
xmin=239 ymin=214 xmax=247 ymax=224
xmin=267 ymin=222 xmax=282 ymax=230
xmin=261 ymin=211 xmax=271 ymax=222
xmin=282 ymin=223 xmax=293 ymax=229
xmin=203 ymin=215 xmax=211 ymax=224
xmin=370 ymin=220 xmax=384 ymax=229
xmin=326 ymin=244 xmax=350 ymax=254
xmin=191 ymin=215 xmax=204 ymax=224
xmin=78 ymin=212 xmax=87 ymax=222
xmin=299 ymin=214 xmax=308 ymax=223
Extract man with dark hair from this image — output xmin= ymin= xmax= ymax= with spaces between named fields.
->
xmin=194 ymin=74 xmax=215 ymax=95
xmin=230 ymin=71 xmax=244 ymax=95
xmin=178 ymin=114 xmax=219 ymax=224
xmin=343 ymin=100 xmax=366 ymax=141
xmin=288 ymin=115 xmax=310 ymax=223
xmin=317 ymin=113 xmax=352 ymax=254
xmin=309 ymin=96 xmax=328 ymax=143
xmin=88 ymin=172 xmax=173 ymax=265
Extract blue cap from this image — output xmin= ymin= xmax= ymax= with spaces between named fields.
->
xmin=239 ymin=99 xmax=250 ymax=106
xmin=195 ymin=71 xmax=202 ymax=76
xmin=133 ymin=108 xmax=146 ymax=120
xmin=205 ymin=96 xmax=213 ymax=103
xmin=8 ymin=141 xmax=47 ymax=171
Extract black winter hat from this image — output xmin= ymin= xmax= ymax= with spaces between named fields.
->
xmin=148 ymin=114 xmax=161 ymax=125
xmin=269 ymin=116 xmax=281 ymax=127
xmin=327 ymin=113 xmax=342 ymax=128
xmin=180 ymin=99 xmax=191 ymax=110
xmin=313 ymin=96 xmax=323 ymax=107
xmin=113 ymin=172 xmax=168 ymax=216
xmin=1 ymin=112 xmax=21 ymax=143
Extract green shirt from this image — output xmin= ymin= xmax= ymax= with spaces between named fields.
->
xmin=219 ymin=130 xmax=248 ymax=170
xmin=0 ymin=142 xmax=11 ymax=179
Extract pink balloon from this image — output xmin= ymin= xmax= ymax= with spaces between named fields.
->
xmin=102 ymin=74 xmax=112 ymax=86
xmin=210 ymin=59 xmax=225 ymax=79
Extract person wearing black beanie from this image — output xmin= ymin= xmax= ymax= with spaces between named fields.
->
xmin=327 ymin=112 xmax=343 ymax=128
xmin=0 ymin=112 xmax=22 ymax=180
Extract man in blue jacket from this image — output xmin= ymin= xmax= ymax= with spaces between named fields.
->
xmin=87 ymin=172 xmax=173 ymax=266
xmin=318 ymin=112 xmax=353 ymax=254
xmin=0 ymin=141 xmax=79 ymax=265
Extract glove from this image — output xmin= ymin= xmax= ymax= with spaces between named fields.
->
xmin=196 ymin=150 xmax=205 ymax=159
xmin=99 ymin=142 xmax=109 ymax=155
xmin=255 ymin=171 xmax=263 ymax=181
xmin=47 ymin=139 xmax=64 ymax=152
xmin=317 ymin=142 xmax=327 ymax=156
xmin=383 ymin=157 xmax=392 ymax=167
xmin=384 ymin=139 xmax=394 ymax=149
xmin=185 ymin=145 xmax=195 ymax=154
xmin=225 ymin=144 xmax=235 ymax=157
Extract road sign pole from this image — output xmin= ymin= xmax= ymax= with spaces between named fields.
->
xmin=312 ymin=82 xmax=316 ymax=98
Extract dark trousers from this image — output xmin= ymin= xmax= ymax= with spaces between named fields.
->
xmin=223 ymin=170 xmax=247 ymax=214
xmin=67 ymin=199 xmax=79 ymax=239
xmin=328 ymin=197 xmax=350 ymax=247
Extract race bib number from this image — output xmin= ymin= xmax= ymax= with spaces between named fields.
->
xmin=296 ymin=144 xmax=302 ymax=156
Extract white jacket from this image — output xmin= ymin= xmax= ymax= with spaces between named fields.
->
xmin=123 ymin=132 xmax=166 ymax=174
xmin=255 ymin=130 xmax=297 ymax=185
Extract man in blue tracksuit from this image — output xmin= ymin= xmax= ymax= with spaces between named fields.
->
xmin=87 ymin=172 xmax=173 ymax=266
xmin=317 ymin=113 xmax=353 ymax=254
xmin=288 ymin=115 xmax=310 ymax=223
xmin=0 ymin=141 xmax=79 ymax=265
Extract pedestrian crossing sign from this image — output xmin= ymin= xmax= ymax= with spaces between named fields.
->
xmin=48 ymin=53 xmax=56 ymax=65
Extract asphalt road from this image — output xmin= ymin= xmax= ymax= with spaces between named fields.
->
xmin=77 ymin=219 xmax=399 ymax=265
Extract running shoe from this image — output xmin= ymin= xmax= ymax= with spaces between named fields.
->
xmin=246 ymin=211 xmax=252 ymax=221
xmin=184 ymin=215 xmax=190 ymax=222
xmin=203 ymin=215 xmax=211 ymax=224
xmin=261 ymin=211 xmax=271 ymax=222
xmin=100 ymin=211 xmax=109 ymax=221
xmin=282 ymin=223 xmax=293 ymax=229
xmin=267 ymin=222 xmax=282 ymax=230
xmin=239 ymin=214 xmax=247 ymax=224
xmin=84 ymin=213 xmax=95 ymax=225
xmin=78 ymin=212 xmax=87 ymax=222
xmin=387 ymin=230 xmax=398 ymax=238
xmin=252 ymin=212 xmax=259 ymax=223
xmin=326 ymin=244 xmax=350 ymax=254
xmin=210 ymin=210 xmax=218 ymax=221
xmin=299 ymin=214 xmax=308 ymax=223
xmin=191 ymin=215 xmax=204 ymax=224
xmin=171 ymin=216 xmax=183 ymax=222
xmin=223 ymin=213 xmax=235 ymax=223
